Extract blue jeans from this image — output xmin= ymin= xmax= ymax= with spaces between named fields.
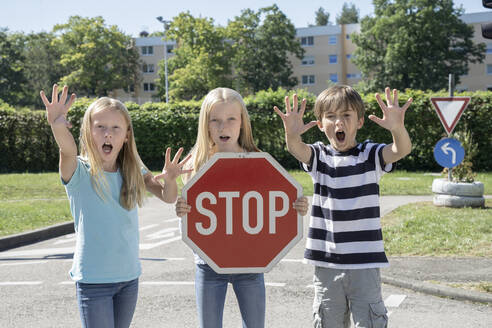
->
xmin=76 ymin=278 xmax=139 ymax=328
xmin=195 ymin=264 xmax=265 ymax=328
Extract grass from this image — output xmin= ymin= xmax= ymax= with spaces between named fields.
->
xmin=1 ymin=171 xmax=491 ymax=242
xmin=382 ymin=200 xmax=492 ymax=257
xmin=448 ymin=282 xmax=492 ymax=294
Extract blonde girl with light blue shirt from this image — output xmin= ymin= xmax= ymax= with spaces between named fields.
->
xmin=40 ymin=85 xmax=191 ymax=328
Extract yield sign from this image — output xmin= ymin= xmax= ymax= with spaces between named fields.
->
xmin=430 ymin=97 xmax=470 ymax=135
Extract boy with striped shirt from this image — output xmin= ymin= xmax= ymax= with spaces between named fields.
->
xmin=274 ymin=85 xmax=412 ymax=328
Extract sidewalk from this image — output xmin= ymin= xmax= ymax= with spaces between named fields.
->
xmin=0 ymin=195 xmax=491 ymax=304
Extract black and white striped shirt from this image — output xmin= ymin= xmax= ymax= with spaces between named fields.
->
xmin=302 ymin=141 xmax=393 ymax=269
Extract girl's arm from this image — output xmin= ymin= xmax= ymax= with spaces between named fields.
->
xmin=145 ymin=147 xmax=192 ymax=203
xmin=40 ymin=85 xmax=77 ymax=183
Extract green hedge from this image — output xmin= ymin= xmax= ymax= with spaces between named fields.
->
xmin=1 ymin=89 xmax=491 ymax=173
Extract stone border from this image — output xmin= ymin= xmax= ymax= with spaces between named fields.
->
xmin=0 ymin=221 xmax=74 ymax=251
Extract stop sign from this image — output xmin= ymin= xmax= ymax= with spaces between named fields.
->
xmin=181 ymin=152 xmax=303 ymax=273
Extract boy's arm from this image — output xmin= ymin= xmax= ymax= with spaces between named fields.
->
xmin=40 ymin=85 xmax=77 ymax=183
xmin=370 ymin=87 xmax=413 ymax=165
xmin=273 ymin=94 xmax=317 ymax=165
xmin=145 ymin=147 xmax=192 ymax=203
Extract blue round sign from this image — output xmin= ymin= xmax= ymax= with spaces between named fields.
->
xmin=433 ymin=138 xmax=465 ymax=168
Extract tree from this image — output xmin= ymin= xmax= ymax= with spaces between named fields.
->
xmin=0 ymin=29 xmax=26 ymax=105
xmin=315 ymin=7 xmax=330 ymax=26
xmin=53 ymin=16 xmax=141 ymax=97
xmin=162 ymin=13 xmax=232 ymax=100
xmin=10 ymin=32 xmax=66 ymax=108
xmin=336 ymin=2 xmax=359 ymax=25
xmin=227 ymin=5 xmax=304 ymax=94
xmin=352 ymin=0 xmax=485 ymax=92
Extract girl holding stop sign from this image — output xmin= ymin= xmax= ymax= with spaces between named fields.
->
xmin=176 ymin=87 xmax=308 ymax=328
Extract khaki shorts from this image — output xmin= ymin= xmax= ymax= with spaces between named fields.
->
xmin=312 ymin=266 xmax=388 ymax=328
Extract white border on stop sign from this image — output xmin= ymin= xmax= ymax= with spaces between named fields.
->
xmin=180 ymin=152 xmax=303 ymax=274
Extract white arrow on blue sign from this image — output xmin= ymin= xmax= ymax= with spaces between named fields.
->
xmin=433 ymin=138 xmax=465 ymax=168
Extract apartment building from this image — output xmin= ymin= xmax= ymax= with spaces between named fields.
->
xmin=118 ymin=12 xmax=492 ymax=103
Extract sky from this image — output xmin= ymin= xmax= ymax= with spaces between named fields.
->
xmin=1 ymin=0 xmax=488 ymax=37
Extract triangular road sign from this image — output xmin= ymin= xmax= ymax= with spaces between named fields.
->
xmin=430 ymin=97 xmax=471 ymax=135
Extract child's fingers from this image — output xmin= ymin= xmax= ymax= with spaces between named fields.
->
xmin=401 ymin=97 xmax=413 ymax=112
xmin=393 ymin=89 xmax=398 ymax=106
xmin=385 ymin=87 xmax=392 ymax=106
xmin=66 ymin=94 xmax=77 ymax=108
xmin=179 ymin=153 xmax=192 ymax=166
xmin=298 ymin=98 xmax=307 ymax=116
xmin=301 ymin=121 xmax=318 ymax=135
xmin=40 ymin=91 xmax=50 ymax=107
xmin=172 ymin=147 xmax=184 ymax=163
xmin=273 ymin=106 xmax=285 ymax=118
xmin=164 ymin=147 xmax=172 ymax=164
xmin=368 ymin=114 xmax=383 ymax=126
xmin=284 ymin=95 xmax=291 ymax=113
xmin=52 ymin=84 xmax=58 ymax=104
xmin=59 ymin=85 xmax=68 ymax=105
xmin=293 ymin=94 xmax=298 ymax=112
xmin=375 ymin=93 xmax=386 ymax=111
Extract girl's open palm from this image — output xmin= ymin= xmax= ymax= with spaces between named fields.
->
xmin=40 ymin=85 xmax=76 ymax=126
xmin=371 ymin=87 xmax=412 ymax=132
xmin=154 ymin=147 xmax=193 ymax=183
xmin=273 ymin=94 xmax=317 ymax=137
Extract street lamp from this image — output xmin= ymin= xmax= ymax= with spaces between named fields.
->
xmin=156 ymin=16 xmax=170 ymax=103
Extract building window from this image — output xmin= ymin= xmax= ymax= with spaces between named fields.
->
xmin=143 ymin=83 xmax=155 ymax=92
xmin=487 ymin=64 xmax=492 ymax=75
xmin=329 ymin=35 xmax=337 ymax=45
xmin=346 ymin=73 xmax=361 ymax=79
xmin=487 ymin=86 xmax=492 ymax=91
xmin=487 ymin=44 xmax=492 ymax=54
xmin=346 ymin=54 xmax=352 ymax=60
xmin=141 ymin=46 xmax=154 ymax=56
xmin=330 ymin=74 xmax=338 ymax=83
xmin=142 ymin=63 xmax=155 ymax=73
xmin=346 ymin=34 xmax=350 ymax=39
xmin=329 ymin=55 xmax=337 ymax=64
xmin=302 ymin=75 xmax=315 ymax=85
xmin=301 ymin=36 xmax=314 ymax=46
xmin=301 ymin=56 xmax=315 ymax=66
xmin=167 ymin=45 xmax=174 ymax=53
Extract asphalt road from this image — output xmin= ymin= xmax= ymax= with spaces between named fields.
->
xmin=0 ymin=197 xmax=490 ymax=327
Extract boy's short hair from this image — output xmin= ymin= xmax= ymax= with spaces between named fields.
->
xmin=314 ymin=85 xmax=365 ymax=120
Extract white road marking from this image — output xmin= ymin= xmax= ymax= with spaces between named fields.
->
xmin=265 ymin=282 xmax=286 ymax=287
xmin=141 ymin=281 xmax=194 ymax=286
xmin=139 ymin=224 xmax=159 ymax=231
xmin=0 ymin=247 xmax=74 ymax=258
xmin=0 ymin=260 xmax=48 ymax=266
xmin=0 ymin=281 xmax=43 ymax=286
xmin=164 ymin=218 xmax=180 ymax=223
xmin=53 ymin=237 xmax=76 ymax=245
xmin=384 ymin=294 xmax=406 ymax=308
xmin=280 ymin=259 xmax=303 ymax=263
xmin=59 ymin=281 xmax=75 ymax=285
xmin=139 ymin=236 xmax=182 ymax=250
xmin=145 ymin=227 xmax=180 ymax=240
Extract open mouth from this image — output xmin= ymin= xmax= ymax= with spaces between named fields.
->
xmin=219 ymin=136 xmax=230 ymax=142
xmin=336 ymin=131 xmax=345 ymax=142
xmin=102 ymin=142 xmax=113 ymax=154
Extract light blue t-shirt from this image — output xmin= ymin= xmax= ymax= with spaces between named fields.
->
xmin=63 ymin=157 xmax=141 ymax=283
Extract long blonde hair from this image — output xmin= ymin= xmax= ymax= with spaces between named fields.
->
xmin=185 ymin=88 xmax=259 ymax=183
xmin=79 ymin=97 xmax=147 ymax=210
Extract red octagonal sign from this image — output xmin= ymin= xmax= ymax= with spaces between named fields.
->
xmin=181 ymin=152 xmax=303 ymax=273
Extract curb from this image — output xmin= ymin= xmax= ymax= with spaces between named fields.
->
xmin=0 ymin=221 xmax=74 ymax=252
xmin=381 ymin=275 xmax=492 ymax=304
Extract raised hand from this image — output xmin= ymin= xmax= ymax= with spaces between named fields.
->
xmin=371 ymin=87 xmax=412 ymax=132
xmin=293 ymin=196 xmax=309 ymax=216
xmin=175 ymin=197 xmax=191 ymax=218
xmin=40 ymin=85 xmax=76 ymax=127
xmin=154 ymin=147 xmax=193 ymax=183
xmin=273 ymin=94 xmax=317 ymax=137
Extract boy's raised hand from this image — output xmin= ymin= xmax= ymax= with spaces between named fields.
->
xmin=40 ymin=85 xmax=76 ymax=127
xmin=371 ymin=87 xmax=412 ymax=132
xmin=273 ymin=94 xmax=317 ymax=137
xmin=154 ymin=147 xmax=193 ymax=183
